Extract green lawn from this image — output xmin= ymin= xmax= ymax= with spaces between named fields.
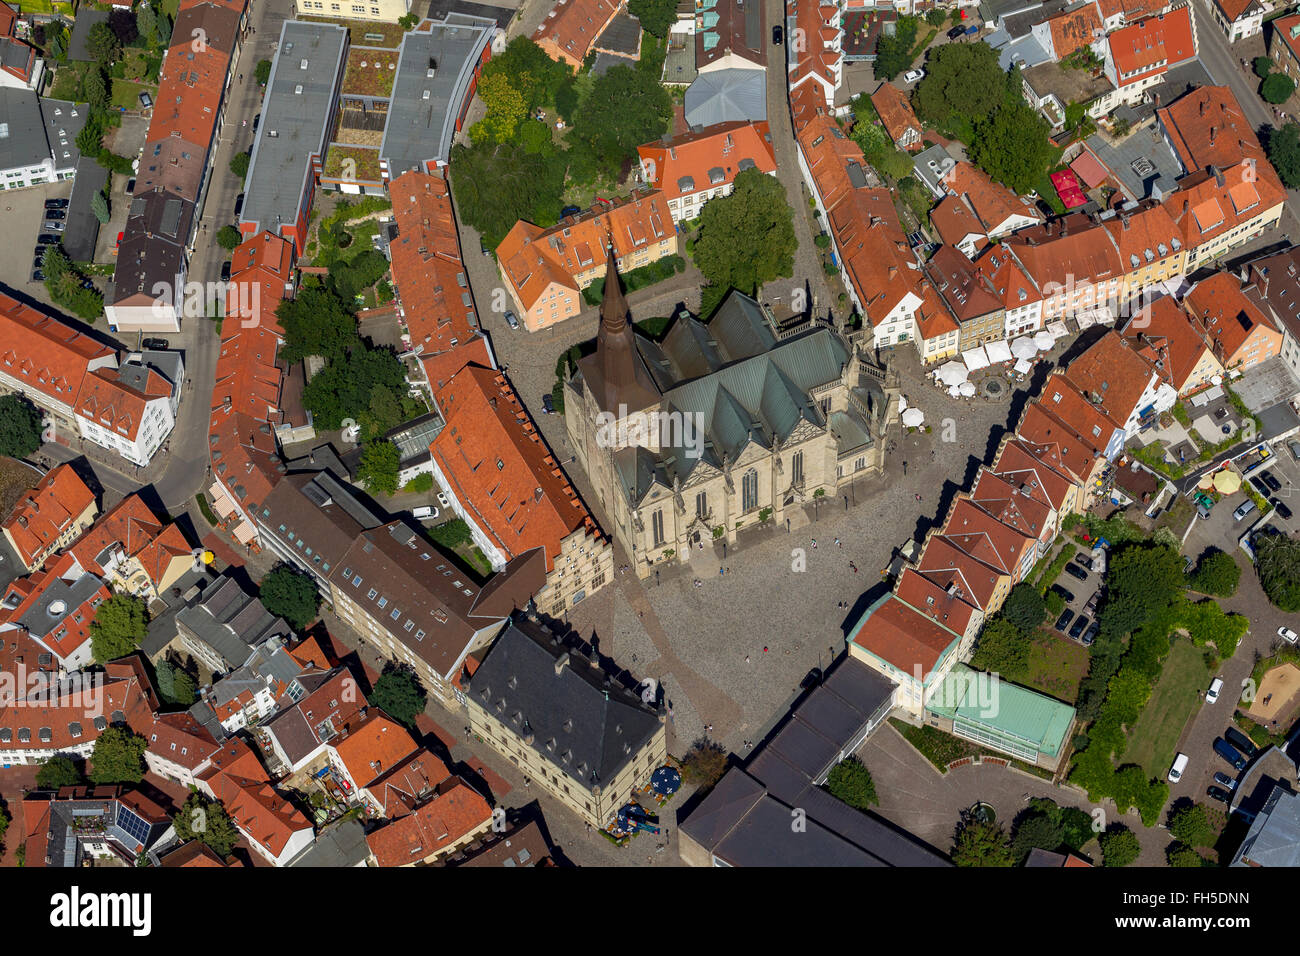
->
xmin=1021 ymin=631 xmax=1091 ymax=702
xmin=160 ymin=0 xmax=181 ymax=18
xmin=111 ymin=79 xmax=152 ymax=110
xmin=1126 ymin=640 xmax=1209 ymax=778
xmin=49 ymin=61 xmax=91 ymax=101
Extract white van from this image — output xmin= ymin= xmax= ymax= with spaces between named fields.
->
xmin=1168 ymin=752 xmax=1189 ymax=783
xmin=1206 ymin=677 xmax=1223 ymax=704
xmin=411 ymin=506 xmax=439 ymax=520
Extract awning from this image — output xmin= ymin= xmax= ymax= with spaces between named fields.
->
xmin=1034 ymin=330 xmax=1055 ymax=350
xmin=232 ymin=521 xmax=257 ymax=545
xmin=985 ymin=340 xmax=1013 ymax=364
xmin=962 ymin=346 xmax=990 ymax=371
xmin=902 ymin=407 xmax=926 ymax=427
xmin=208 ymin=484 xmax=237 ymax=519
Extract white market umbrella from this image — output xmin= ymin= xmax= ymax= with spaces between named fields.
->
xmin=937 ymin=361 xmax=969 ymax=386
xmin=1011 ymin=335 xmax=1037 ymax=359
xmin=962 ymin=345 xmax=991 ymax=371
xmin=898 ymin=394 xmax=908 ymax=413
xmin=902 ymin=407 xmax=926 ymax=427
xmin=1014 ymin=357 xmax=1033 ymax=375
xmin=958 ymin=381 xmax=977 ymax=397
xmin=1034 ymin=330 xmax=1055 ymax=351
xmin=948 ymin=385 xmax=963 ymax=397
xmin=985 ymin=340 xmax=1013 ymax=364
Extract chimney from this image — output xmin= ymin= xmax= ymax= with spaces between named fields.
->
xmin=1209 ymin=126 xmax=1217 ymax=147
xmin=554 ymin=652 xmax=569 ymax=676
xmin=1199 ymin=99 xmax=1205 ymax=118
xmin=888 ymin=265 xmax=899 ymax=280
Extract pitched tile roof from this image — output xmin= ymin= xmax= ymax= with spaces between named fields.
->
xmin=942 ymin=497 xmax=1036 ymax=576
xmin=1061 ymin=329 xmax=1157 ymax=423
xmin=1184 ymin=269 xmax=1279 ymax=364
xmin=1045 ymin=3 xmax=1103 ymax=59
xmin=930 ymin=196 xmax=988 ymax=253
xmin=1108 ymin=7 xmax=1195 ymax=87
xmin=1121 ymin=294 xmax=1216 ymax=391
xmin=849 ymin=594 xmax=961 ymax=674
xmin=1099 ymin=202 xmax=1182 ymax=272
xmin=0 ymin=552 xmax=109 ymax=662
xmin=431 ymin=364 xmax=604 ymax=571
xmin=916 ymin=535 xmax=1007 ymax=611
xmin=869 ymin=83 xmax=921 ymax=147
xmin=0 ymin=293 xmax=116 ymax=408
xmin=1158 ymin=84 xmax=1268 ymax=175
xmin=364 ymin=776 xmax=492 ymax=865
xmin=894 ymin=566 xmax=981 ymax=637
xmin=74 ymin=366 xmax=172 ymax=442
xmin=969 ymin=467 xmax=1053 ymax=542
xmin=1013 ymin=402 xmax=1099 ymax=480
xmin=532 ymin=0 xmax=621 ymax=66
xmin=1004 ymin=214 xmax=1123 ymax=293
xmin=926 ymin=245 xmax=1003 ymax=323
xmin=638 ymin=121 xmax=776 ymax=203
xmin=331 ymin=710 xmax=419 ymax=788
xmin=993 ymin=437 xmax=1082 ymax=510
xmin=227 ymin=231 xmax=295 ymax=335
xmin=0 ymin=657 xmax=156 ymax=754
xmin=976 ymin=245 xmax=1041 ymax=311
xmin=365 ymin=746 xmax=452 ymax=817
xmin=1 ymin=465 xmax=95 ymax=569
xmin=944 ymin=162 xmax=1043 ymax=234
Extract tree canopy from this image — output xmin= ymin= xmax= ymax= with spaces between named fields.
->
xmin=1187 ymin=549 xmax=1240 ymax=598
xmin=825 ymin=756 xmax=878 ymax=810
xmin=0 ymin=394 xmax=44 ymax=458
xmin=36 ymin=755 xmax=85 ymax=790
xmin=1267 ymin=122 xmax=1300 ymax=189
xmin=968 ymin=100 xmax=1055 ymax=194
xmin=693 ymin=168 xmax=796 ymax=306
xmin=357 ymin=440 xmax=400 ymax=496
xmin=449 ymin=140 xmax=567 ymax=249
xmin=1098 ymin=826 xmax=1141 ymax=867
xmin=569 ymin=64 xmax=672 ymax=175
xmin=629 ymin=0 xmax=679 ymax=38
xmin=913 ymin=41 xmax=1008 ymax=131
xmin=873 ymin=15 xmax=919 ymax=81
xmin=1254 ymin=532 xmax=1300 ymax=612
xmin=1002 ymin=583 xmax=1048 ymax=633
xmin=258 ymin=565 xmax=320 ymax=631
xmin=1168 ymin=804 xmax=1216 ymax=848
xmin=1099 ymin=543 xmax=1186 ymax=637
xmin=473 ymin=73 xmax=528 ymax=145
xmin=479 ymin=37 xmax=572 ymax=113
xmin=951 ymin=818 xmax=1015 ymax=867
xmin=89 ymin=726 xmax=148 ymax=784
xmin=372 ymin=664 xmax=427 ymax=728
xmin=89 ymin=594 xmax=149 ymax=663
xmin=86 ymin=22 xmax=121 ymax=65
xmin=1262 ymin=72 xmax=1296 ymax=105
xmin=173 ymin=793 xmax=240 ymax=858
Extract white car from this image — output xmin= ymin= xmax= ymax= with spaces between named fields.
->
xmin=902 ymin=69 xmax=925 ymax=84
xmin=1206 ymin=677 xmax=1223 ymax=704
xmin=1280 ymin=626 xmax=1299 ymax=644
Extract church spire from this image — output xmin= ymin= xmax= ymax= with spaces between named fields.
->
xmin=599 ymin=242 xmax=629 ymax=335
xmin=581 ymin=238 xmax=661 ymax=415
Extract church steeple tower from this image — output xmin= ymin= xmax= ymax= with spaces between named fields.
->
xmin=583 ymin=242 xmax=660 ymax=415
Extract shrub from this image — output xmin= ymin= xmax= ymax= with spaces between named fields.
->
xmin=825 ymin=757 xmax=877 ymax=809
xmin=1099 ymin=826 xmax=1141 ymax=867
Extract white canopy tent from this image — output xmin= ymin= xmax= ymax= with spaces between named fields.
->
xmin=962 ymin=346 xmax=991 ymax=371
xmin=898 ymin=394 xmax=909 ymax=413
xmin=1014 ymin=357 xmax=1033 ymax=375
xmin=1047 ymin=320 xmax=1069 ymax=339
xmin=957 ymin=381 xmax=977 ymax=397
xmin=902 ymin=407 xmax=926 ymax=427
xmin=985 ymin=339 xmax=1013 ymax=364
xmin=1011 ymin=336 xmax=1038 ymax=359
xmin=1034 ymin=330 xmax=1055 ymax=351
xmin=936 ymin=361 xmax=969 ymax=386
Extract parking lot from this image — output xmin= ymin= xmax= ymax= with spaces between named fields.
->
xmin=1045 ymin=547 xmax=1105 ymax=646
xmin=0 ymin=179 xmax=75 ymax=305
xmin=1248 ymin=442 xmax=1300 ymax=533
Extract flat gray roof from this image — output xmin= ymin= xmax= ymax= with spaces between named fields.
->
xmin=0 ymin=88 xmax=49 ymax=172
xmin=379 ymin=14 xmax=496 ymax=177
xmin=242 ymin=20 xmax=348 ymax=234
xmin=40 ymin=98 xmax=86 ymax=171
xmin=1085 ymin=128 xmax=1183 ymax=200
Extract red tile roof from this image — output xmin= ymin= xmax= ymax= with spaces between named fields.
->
xmin=532 ymin=0 xmax=621 ymax=67
xmin=0 ymin=552 xmax=109 ymax=662
xmin=917 ymin=535 xmax=1007 ymax=611
xmin=432 ymin=365 xmax=603 ymax=570
xmin=1158 ymin=84 xmax=1269 ymax=175
xmin=1108 ymin=7 xmax=1195 ymax=87
xmin=993 ymin=437 xmax=1082 ymax=512
xmin=331 ymin=711 xmax=419 ymax=787
xmin=869 ymin=83 xmax=921 ymax=149
xmin=198 ymin=738 xmax=311 ymax=859
xmin=1014 ymin=401 xmax=1101 ymax=482
xmin=0 ymin=293 xmax=116 ymax=408
xmin=930 ymin=196 xmax=988 ymax=253
xmin=894 ymin=567 xmax=981 ymax=637
xmin=945 ymin=162 xmax=1043 ymax=234
xmin=1184 ymin=270 xmax=1280 ymax=366
xmin=1 ymin=465 xmax=96 ymax=569
xmin=638 ymin=121 xmax=777 ymax=203
xmin=365 ymin=777 xmax=493 ymax=865
xmin=227 ymin=231 xmax=295 ymax=336
xmin=146 ymin=711 xmax=222 ymax=772
xmin=851 ymin=595 xmax=961 ymax=674
xmin=74 ymin=367 xmax=171 ymax=443
xmin=1045 ymin=4 xmax=1103 ymax=60
xmin=969 ymin=467 xmax=1053 ymax=543
xmin=1122 ymin=294 xmax=1214 ymax=391
xmin=1061 ymin=329 xmax=1157 ymax=424
xmin=69 ymin=493 xmax=192 ymax=591
xmin=942 ymin=497 xmax=1036 ymax=577
xmin=0 ymin=658 xmax=157 ymax=755
xmin=366 ymin=746 xmax=452 ymax=817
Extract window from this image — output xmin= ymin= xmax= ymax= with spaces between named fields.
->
xmin=742 ymin=468 xmax=758 ymax=513
xmin=695 ymin=490 xmax=707 ymax=518
xmin=791 ymin=451 xmax=804 ymax=485
xmin=651 ymin=509 xmax=665 ymax=547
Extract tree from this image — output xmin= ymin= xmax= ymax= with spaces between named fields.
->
xmin=1044 ymin=588 xmax=1066 ymax=616
xmin=86 ymin=21 xmax=122 ymax=65
xmin=357 ymin=439 xmax=400 ymax=496
xmin=925 ymin=8 xmax=946 ymax=26
xmin=216 ymin=224 xmax=242 ymax=250
xmin=89 ymin=726 xmax=147 ymax=784
xmin=570 ymin=64 xmax=671 ymax=174
xmin=76 ymin=109 xmax=105 ymax=156
xmin=1255 ymin=532 xmax=1300 ymax=612
xmin=258 ymin=565 xmax=320 ymax=631
xmin=1100 ymin=542 xmax=1186 ymax=637
xmin=480 ymin=37 xmax=573 ymax=114
xmin=89 ymin=594 xmax=148 ymax=663
xmin=914 ymin=41 xmax=1007 ymax=130
xmin=970 ymin=616 xmax=1030 ymax=675
xmin=276 ymin=286 xmax=360 ymax=364
xmin=371 ymin=664 xmax=427 ymax=728
xmin=1009 ymin=809 xmax=1064 ymax=863
xmin=951 ymin=818 xmax=1015 ymax=867
xmin=0 ymin=394 xmax=44 ymax=458
xmin=173 ymin=793 xmax=239 ymax=858
xmin=255 ymin=58 xmax=272 ymax=85
xmin=1099 ymin=825 xmax=1141 ymax=867
xmin=83 ymin=66 xmax=109 ymax=110
xmin=90 ymin=190 xmax=110 ymax=224
xmin=1268 ymin=121 xmax=1300 ymax=188
xmin=155 ymin=659 xmax=196 ymax=706
xmin=969 ymin=101 xmax=1054 ymax=193
xmin=1263 ymin=72 xmax=1297 ymax=105
xmin=1003 ymin=583 xmax=1048 ymax=633
xmin=694 ymin=168 xmax=796 ymax=303
xmin=108 ymin=8 xmax=138 ymax=46
xmin=475 ymin=73 xmax=527 ymax=144
xmin=873 ymin=15 xmax=919 ymax=81
xmin=404 ymin=472 xmax=434 ymax=493
xmin=448 ymin=140 xmax=567 ymax=248
xmin=36 ymin=755 xmax=84 ymax=789
xmin=825 ymin=757 xmax=878 ymax=809
xmin=156 ymin=12 xmax=172 ymax=45
xmin=681 ymin=737 xmax=728 ymax=788
xmin=398 ymin=12 xmax=419 ymax=30
xmin=1188 ymin=549 xmax=1240 ymax=597
xmin=629 ymin=0 xmax=679 ymax=38
xmin=1254 ymin=56 xmax=1274 ymax=79
xmin=137 ymin=4 xmax=159 ymax=46
xmin=1168 ymin=804 xmax=1216 ymax=848
xmin=230 ymin=151 xmax=250 ymax=178
xmin=1167 ymin=841 xmax=1210 ymax=867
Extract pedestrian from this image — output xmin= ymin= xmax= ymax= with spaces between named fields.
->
xmin=834 ymin=537 xmax=841 ymax=548
xmin=763 ymin=645 xmax=769 ymax=653
xmin=811 ymin=538 xmax=818 ymax=549
xmin=744 ymin=655 xmax=750 ymax=664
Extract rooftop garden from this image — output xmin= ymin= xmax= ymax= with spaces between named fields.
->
xmin=342 ymin=48 xmax=399 ymax=97
xmin=301 ymin=15 xmax=405 ymax=48
xmin=324 ymin=144 xmax=384 ymax=185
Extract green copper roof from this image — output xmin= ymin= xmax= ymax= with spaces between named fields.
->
xmin=927 ymin=664 xmax=1075 ymax=758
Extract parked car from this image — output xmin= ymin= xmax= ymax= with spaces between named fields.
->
xmin=480 ymin=239 xmax=490 ymax=257
xmin=411 ymin=505 xmax=439 ymax=520
xmin=1074 ymin=553 xmax=1093 ymax=571
xmin=1068 ymin=615 xmax=1089 ymax=640
xmin=1196 ymin=499 xmax=1212 ymax=519
xmin=1263 ymin=471 xmax=1282 ymax=492
xmin=220 ymin=260 xmax=232 ymax=282
xmin=1081 ymin=622 xmax=1099 ymax=646
xmin=1233 ymin=499 xmax=1257 ymax=522
xmin=1084 ymin=591 xmax=1100 ymax=613
xmin=1250 ymin=475 xmax=1270 ymax=497
xmin=541 ymin=393 xmax=554 ymax=415
xmin=902 ymin=69 xmax=925 ymax=83
xmin=1213 ymin=737 xmax=1248 ymax=771
xmin=1206 ymin=785 xmax=1232 ymax=804
xmin=1054 ymin=608 xmax=1075 ymax=632
xmin=560 ymin=205 xmax=581 ymax=218
xmin=125 ymin=177 xmax=136 ymax=195
xmin=34 ymin=245 xmax=46 ymax=258
xmin=37 ymin=233 xmax=61 ymax=245
xmin=1272 ymin=499 xmax=1293 ymax=520
xmin=43 ymin=221 xmax=65 ymax=232
xmin=233 ymin=193 xmax=244 ymax=217
xmin=33 ymin=256 xmax=44 ymax=270
xmin=1224 ymin=726 xmax=1259 ymax=759
xmin=1051 ymin=584 xmax=1075 ymax=604
xmin=947 ymin=25 xmax=967 ymax=39
xmin=1290 ymin=439 xmax=1300 ymax=462
xmin=1206 ymin=677 xmax=1223 ymax=704
xmin=1167 ymin=752 xmax=1188 ymax=783
xmin=43 ymin=209 xmax=65 ymax=220
xmin=1212 ymin=772 xmax=1237 ymax=790
xmin=1063 ymin=562 xmax=1088 ymax=581
xmin=772 ymin=24 xmax=783 ymax=44
xmin=504 ymin=310 xmax=520 ymax=330
xmin=1279 ymin=625 xmax=1298 ymax=644
xmin=30 ymin=269 xmax=44 ymax=282
xmin=44 ymin=198 xmax=68 ymax=210
xmin=142 ymin=338 xmax=169 ymax=350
